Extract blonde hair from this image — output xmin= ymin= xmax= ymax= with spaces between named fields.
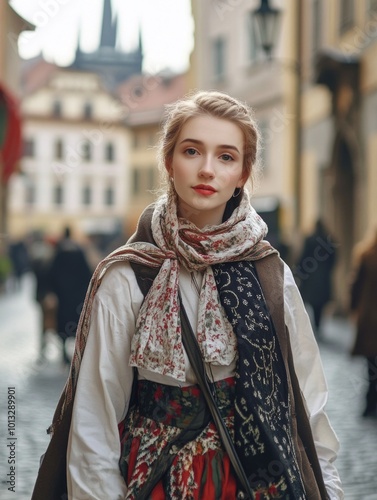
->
xmin=156 ymin=90 xmax=261 ymax=191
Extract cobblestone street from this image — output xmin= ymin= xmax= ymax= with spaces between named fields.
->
xmin=0 ymin=274 xmax=376 ymax=499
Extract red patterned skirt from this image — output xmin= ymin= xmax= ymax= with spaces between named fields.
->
xmin=119 ymin=377 xmax=238 ymax=499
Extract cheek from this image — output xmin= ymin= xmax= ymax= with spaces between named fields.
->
xmin=217 ymin=169 xmax=243 ymax=186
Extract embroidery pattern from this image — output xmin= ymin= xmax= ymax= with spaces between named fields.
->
xmin=213 ymin=261 xmax=306 ymax=499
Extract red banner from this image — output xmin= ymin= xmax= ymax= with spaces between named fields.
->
xmin=0 ymin=84 xmax=22 ymax=184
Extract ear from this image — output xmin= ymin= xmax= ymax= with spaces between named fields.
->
xmin=236 ymin=173 xmax=247 ymax=188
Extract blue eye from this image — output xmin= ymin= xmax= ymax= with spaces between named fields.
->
xmin=186 ymin=148 xmax=197 ymax=155
xmin=220 ymin=153 xmax=233 ymax=161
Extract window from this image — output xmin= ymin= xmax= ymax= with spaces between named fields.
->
xmin=82 ymin=184 xmax=92 ymax=206
xmin=52 ymin=99 xmax=62 ymax=118
xmin=339 ymin=0 xmax=354 ymax=33
xmin=132 ymin=168 xmax=141 ymax=195
xmin=105 ymin=142 xmax=115 ymax=162
xmin=213 ymin=37 xmax=226 ymax=81
xmin=83 ymin=102 xmax=93 ymax=120
xmin=25 ymin=178 xmax=35 ymax=206
xmin=81 ymin=141 xmax=92 ymax=162
xmin=54 ymin=139 xmax=63 ymax=159
xmin=23 ymin=138 xmax=35 ymax=157
xmin=104 ymin=185 xmax=115 ymax=206
xmin=53 ymin=184 xmax=64 ymax=206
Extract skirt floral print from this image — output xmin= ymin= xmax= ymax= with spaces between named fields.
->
xmin=119 ymin=378 xmax=238 ymax=500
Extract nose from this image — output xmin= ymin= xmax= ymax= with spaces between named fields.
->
xmin=198 ymin=155 xmax=215 ymax=178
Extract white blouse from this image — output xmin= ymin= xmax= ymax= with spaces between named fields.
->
xmin=67 ymin=261 xmax=344 ymax=500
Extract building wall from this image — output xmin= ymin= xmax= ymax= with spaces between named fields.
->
xmin=8 ymin=70 xmax=131 ymax=240
xmin=0 ymin=2 xmax=32 ymax=92
xmin=127 ymin=123 xmax=160 ymax=230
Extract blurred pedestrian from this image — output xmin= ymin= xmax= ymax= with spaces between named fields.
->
xmin=7 ymin=237 xmax=30 ymax=291
xmin=29 ymin=231 xmax=56 ymax=362
xmin=33 ymin=91 xmax=343 ymax=500
xmin=49 ymin=226 xmax=92 ymax=365
xmin=296 ymin=219 xmax=337 ymax=336
xmin=349 ymin=228 xmax=377 ymax=418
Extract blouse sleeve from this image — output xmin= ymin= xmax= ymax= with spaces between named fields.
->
xmin=283 ymin=263 xmax=344 ymax=500
xmin=66 ymin=262 xmax=143 ymax=500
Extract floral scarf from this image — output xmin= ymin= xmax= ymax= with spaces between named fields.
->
xmin=129 ymin=190 xmax=276 ymax=381
xmin=55 ymin=189 xmax=276 ymax=427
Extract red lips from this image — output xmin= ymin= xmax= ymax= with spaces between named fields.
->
xmin=192 ymin=184 xmax=217 ymax=195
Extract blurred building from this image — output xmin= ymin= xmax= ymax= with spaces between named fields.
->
xmin=191 ymin=0 xmax=377 ymax=309
xmin=0 ymin=1 xmax=33 ymax=92
xmin=9 ymin=66 xmax=131 ymax=242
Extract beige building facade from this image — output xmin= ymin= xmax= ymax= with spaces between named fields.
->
xmin=0 ymin=1 xmax=33 ymax=93
xmin=9 ymin=68 xmax=131 ymax=243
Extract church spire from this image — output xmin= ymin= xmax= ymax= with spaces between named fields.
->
xmin=100 ymin=0 xmax=117 ymax=49
xmin=137 ymin=26 xmax=143 ymax=56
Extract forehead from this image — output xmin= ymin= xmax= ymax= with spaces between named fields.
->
xmin=177 ymin=115 xmax=244 ymax=146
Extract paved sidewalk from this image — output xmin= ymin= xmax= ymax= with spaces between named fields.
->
xmin=318 ymin=316 xmax=377 ymax=499
xmin=0 ymin=275 xmax=68 ymax=500
xmin=0 ymin=276 xmax=376 ymax=499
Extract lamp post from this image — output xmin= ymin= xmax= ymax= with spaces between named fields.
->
xmin=252 ymin=0 xmax=282 ymax=59
xmin=252 ymin=0 xmax=303 ymax=231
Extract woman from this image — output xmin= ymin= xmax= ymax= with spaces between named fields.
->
xmin=349 ymin=229 xmax=377 ymax=418
xmin=33 ymin=91 xmax=343 ymax=499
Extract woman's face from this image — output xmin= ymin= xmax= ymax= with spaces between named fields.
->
xmin=168 ymin=115 xmax=245 ymax=228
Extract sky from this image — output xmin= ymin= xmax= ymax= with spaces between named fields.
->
xmin=10 ymin=0 xmax=195 ymax=74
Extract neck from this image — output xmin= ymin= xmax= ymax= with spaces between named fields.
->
xmin=177 ymin=205 xmax=223 ymax=229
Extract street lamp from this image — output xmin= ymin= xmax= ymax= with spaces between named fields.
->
xmin=252 ymin=0 xmax=303 ymax=231
xmin=251 ymin=0 xmax=282 ymax=59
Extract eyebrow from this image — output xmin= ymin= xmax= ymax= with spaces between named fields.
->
xmin=179 ymin=138 xmax=241 ymax=154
